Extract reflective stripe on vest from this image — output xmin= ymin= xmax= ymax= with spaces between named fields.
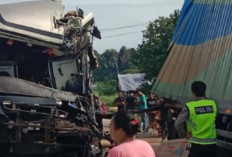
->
xmin=186 ymin=99 xmax=217 ymax=145
xmin=188 ymin=137 xmax=217 ymax=144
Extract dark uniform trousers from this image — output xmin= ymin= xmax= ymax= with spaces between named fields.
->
xmin=189 ymin=143 xmax=217 ymax=157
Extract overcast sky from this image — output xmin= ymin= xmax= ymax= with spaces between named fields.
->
xmin=0 ymin=0 xmax=184 ymax=53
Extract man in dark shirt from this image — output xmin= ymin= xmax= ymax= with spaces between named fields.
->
xmin=147 ymin=92 xmax=160 ymax=133
xmin=167 ymin=108 xmax=179 ymax=140
xmin=147 ymin=92 xmax=157 ymax=108
xmin=125 ymin=90 xmax=137 ymax=110
xmin=113 ymin=90 xmax=126 ymax=112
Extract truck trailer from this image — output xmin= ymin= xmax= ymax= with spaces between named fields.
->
xmin=153 ymin=0 xmax=232 ymax=156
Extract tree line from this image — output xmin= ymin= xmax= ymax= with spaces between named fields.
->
xmin=93 ymin=10 xmax=180 ymax=86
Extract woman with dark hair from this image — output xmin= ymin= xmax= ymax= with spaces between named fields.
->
xmin=107 ymin=111 xmax=155 ymax=157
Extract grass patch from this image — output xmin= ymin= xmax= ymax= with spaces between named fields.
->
xmin=100 ymin=93 xmax=117 ymax=107
xmin=93 ymin=88 xmax=118 ymax=108
xmin=94 ymin=81 xmax=117 ymax=96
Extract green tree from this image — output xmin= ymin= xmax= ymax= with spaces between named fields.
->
xmin=131 ymin=10 xmax=180 ymax=79
xmin=118 ymin=46 xmax=139 ymax=74
xmin=94 ymin=81 xmax=117 ymax=96
xmin=121 ymin=68 xmax=140 ymax=74
xmin=93 ymin=49 xmax=118 ymax=82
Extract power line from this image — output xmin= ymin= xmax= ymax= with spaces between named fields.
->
xmin=100 ymin=22 xmax=149 ymax=32
xmin=102 ymin=30 xmax=142 ymax=38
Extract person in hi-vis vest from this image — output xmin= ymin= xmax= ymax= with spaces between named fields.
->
xmin=175 ymin=81 xmax=217 ymax=157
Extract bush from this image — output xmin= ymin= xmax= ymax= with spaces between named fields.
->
xmin=100 ymin=93 xmax=118 ymax=107
xmin=95 ymin=81 xmax=117 ymax=96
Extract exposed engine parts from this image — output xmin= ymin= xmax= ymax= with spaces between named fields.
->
xmin=0 ymin=0 xmax=106 ymax=156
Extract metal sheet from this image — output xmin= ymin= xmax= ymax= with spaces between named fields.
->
xmin=0 ymin=0 xmax=64 ymax=46
xmin=153 ymin=0 xmax=232 ymax=106
xmin=0 ymin=76 xmax=77 ymax=102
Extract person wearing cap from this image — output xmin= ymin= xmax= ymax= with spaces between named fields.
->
xmin=175 ymin=81 xmax=217 ymax=157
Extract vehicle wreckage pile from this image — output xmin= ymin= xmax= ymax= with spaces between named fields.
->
xmin=0 ymin=0 xmax=109 ymax=156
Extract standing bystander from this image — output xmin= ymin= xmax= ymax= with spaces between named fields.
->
xmin=147 ymin=92 xmax=161 ymax=134
xmin=94 ymin=94 xmax=104 ymax=130
xmin=167 ymin=108 xmax=179 ymax=140
xmin=147 ymin=92 xmax=157 ymax=108
xmin=136 ymin=90 xmax=148 ymax=132
xmin=107 ymin=111 xmax=155 ymax=157
xmin=113 ymin=91 xmax=126 ymax=112
xmin=125 ymin=90 xmax=137 ymax=111
xmin=175 ymin=81 xmax=217 ymax=157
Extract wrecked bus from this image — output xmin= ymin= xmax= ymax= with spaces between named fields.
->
xmin=0 ymin=0 xmax=105 ymax=156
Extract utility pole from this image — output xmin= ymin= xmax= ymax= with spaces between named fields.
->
xmin=113 ymin=55 xmax=120 ymax=91
xmin=113 ymin=55 xmax=119 ymax=75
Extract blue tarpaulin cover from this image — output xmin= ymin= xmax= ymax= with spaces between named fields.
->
xmin=153 ymin=0 xmax=232 ymax=107
xmin=118 ymin=73 xmax=147 ymax=92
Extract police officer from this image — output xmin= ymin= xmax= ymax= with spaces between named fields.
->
xmin=175 ymin=81 xmax=217 ymax=157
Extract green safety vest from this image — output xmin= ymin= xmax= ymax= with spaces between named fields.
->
xmin=186 ymin=99 xmax=217 ymax=145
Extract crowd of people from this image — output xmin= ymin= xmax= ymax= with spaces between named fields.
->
xmin=95 ymin=81 xmax=217 ymax=157
xmin=113 ymin=89 xmax=179 ymax=141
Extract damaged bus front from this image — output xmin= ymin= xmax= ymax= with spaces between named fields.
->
xmin=0 ymin=0 xmax=105 ymax=156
